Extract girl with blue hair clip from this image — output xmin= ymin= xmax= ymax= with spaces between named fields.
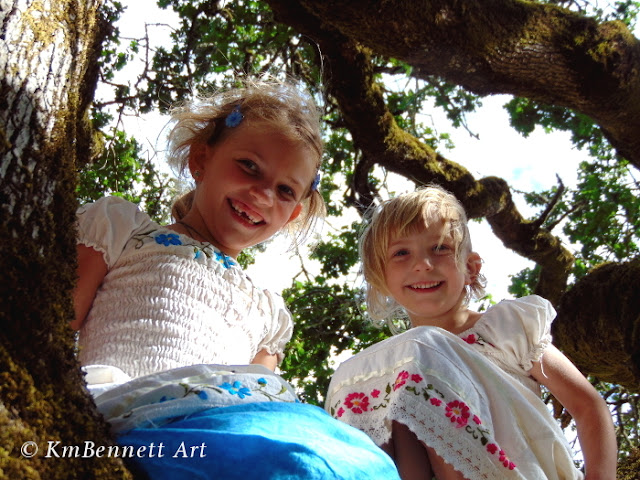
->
xmin=72 ymin=78 xmax=399 ymax=480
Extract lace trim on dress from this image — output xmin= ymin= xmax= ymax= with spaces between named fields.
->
xmin=75 ymin=238 xmax=110 ymax=265
xmin=522 ymin=336 xmax=552 ymax=371
xmin=327 ymin=368 xmax=523 ymax=479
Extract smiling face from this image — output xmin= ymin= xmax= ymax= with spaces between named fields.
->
xmin=383 ymin=222 xmax=479 ymax=328
xmin=184 ymin=121 xmax=317 ymax=258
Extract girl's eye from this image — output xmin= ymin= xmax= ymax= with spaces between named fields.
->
xmin=278 ymin=185 xmax=296 ymax=198
xmin=434 ymin=244 xmax=451 ymax=254
xmin=392 ymin=249 xmax=409 ymax=257
xmin=238 ymin=159 xmax=258 ymax=173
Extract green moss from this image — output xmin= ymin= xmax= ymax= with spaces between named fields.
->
xmin=617 ymin=448 xmax=640 ymax=479
xmin=0 ymin=403 xmax=42 ymax=480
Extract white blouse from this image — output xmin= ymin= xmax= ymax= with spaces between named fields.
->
xmin=76 ymin=196 xmax=293 ymax=379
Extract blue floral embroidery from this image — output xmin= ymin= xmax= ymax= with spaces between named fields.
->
xmin=215 ymin=251 xmax=237 ymax=268
xmin=135 ymin=230 xmax=238 ymax=269
xmin=257 ymin=378 xmax=267 ymax=386
xmin=155 ymin=233 xmax=182 ymax=246
xmin=220 ymin=381 xmax=252 ymax=399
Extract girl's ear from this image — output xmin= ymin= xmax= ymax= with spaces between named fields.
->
xmin=188 ymin=142 xmax=208 ymax=178
xmin=464 ymin=252 xmax=482 ymax=285
xmin=286 ymin=203 xmax=303 ymax=223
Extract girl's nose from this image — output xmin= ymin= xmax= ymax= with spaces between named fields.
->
xmin=413 ymin=255 xmax=433 ymax=271
xmin=250 ymin=183 xmax=274 ymax=206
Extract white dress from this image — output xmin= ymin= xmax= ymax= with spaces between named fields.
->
xmin=325 ymin=296 xmax=583 ymax=480
xmin=76 ymin=196 xmax=292 ymax=380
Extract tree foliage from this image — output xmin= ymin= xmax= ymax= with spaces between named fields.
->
xmin=5 ymin=0 xmax=638 ymax=476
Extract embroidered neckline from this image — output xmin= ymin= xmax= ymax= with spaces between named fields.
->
xmin=174 ymin=221 xmax=236 ymax=268
xmin=131 ymin=228 xmax=237 ymax=269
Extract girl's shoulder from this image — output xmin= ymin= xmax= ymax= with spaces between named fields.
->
xmin=78 ymin=196 xmax=245 ymax=274
xmin=77 ymin=196 xmax=155 ymax=229
xmin=461 ymin=295 xmax=555 ymax=369
xmin=77 ymin=196 xmax=157 ymax=268
xmin=481 ymin=295 xmax=555 ymax=325
xmin=472 ymin=295 xmax=556 ymax=337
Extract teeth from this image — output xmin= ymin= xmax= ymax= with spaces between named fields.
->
xmin=410 ymin=282 xmax=441 ymax=289
xmin=231 ymin=201 xmax=263 ymax=224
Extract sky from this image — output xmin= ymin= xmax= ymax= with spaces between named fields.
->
xmin=110 ymin=1 xmax=608 ymax=304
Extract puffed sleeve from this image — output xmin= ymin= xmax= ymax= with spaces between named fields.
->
xmin=257 ymin=289 xmax=294 ymax=364
xmin=76 ymin=196 xmax=153 ymax=269
xmin=475 ymin=295 xmax=555 ymax=375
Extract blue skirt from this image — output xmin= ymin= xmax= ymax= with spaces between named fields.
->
xmin=117 ymin=402 xmax=399 ymax=479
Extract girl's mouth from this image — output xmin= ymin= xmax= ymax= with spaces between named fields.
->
xmin=229 ymin=199 xmax=265 ymax=226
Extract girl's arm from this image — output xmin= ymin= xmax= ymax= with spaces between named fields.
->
xmin=529 ymin=344 xmax=617 ymax=480
xmin=251 ymin=348 xmax=278 ymax=371
xmin=70 ymin=244 xmax=108 ymax=330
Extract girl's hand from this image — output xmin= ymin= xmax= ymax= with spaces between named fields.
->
xmin=529 ymin=344 xmax=617 ymax=479
xmin=71 ymin=244 xmax=108 ymax=330
xmin=251 ymin=348 xmax=278 ymax=371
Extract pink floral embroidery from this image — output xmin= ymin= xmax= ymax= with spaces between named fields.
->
xmin=487 ymin=444 xmax=516 ymax=469
xmin=393 ymin=371 xmax=409 ymax=391
xmin=344 ymin=392 xmax=370 ymax=414
xmin=461 ymin=331 xmax=495 ymax=348
xmin=445 ymin=399 xmax=470 ymax=428
xmin=462 ymin=334 xmax=477 ymax=344
xmin=331 ymin=370 xmax=517 ymax=472
xmin=499 ymin=450 xmax=516 ymax=470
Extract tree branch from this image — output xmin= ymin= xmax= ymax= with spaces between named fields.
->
xmin=530 ymin=174 xmax=565 ymax=230
xmin=290 ymin=0 xmax=640 ymax=169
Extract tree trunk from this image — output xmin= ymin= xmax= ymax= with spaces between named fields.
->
xmin=0 ymin=1 xmax=131 ymax=477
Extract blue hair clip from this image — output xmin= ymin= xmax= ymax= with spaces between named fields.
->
xmin=311 ymin=172 xmax=321 ymax=191
xmin=225 ymin=105 xmax=244 ymax=128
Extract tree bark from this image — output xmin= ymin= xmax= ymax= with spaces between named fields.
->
xmin=555 ymin=258 xmax=640 ymax=392
xmin=0 ymin=1 xmax=131 ymax=477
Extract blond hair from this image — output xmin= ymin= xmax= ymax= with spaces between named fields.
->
xmin=167 ymin=77 xmax=325 ymax=243
xmin=360 ymin=185 xmax=485 ymax=328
